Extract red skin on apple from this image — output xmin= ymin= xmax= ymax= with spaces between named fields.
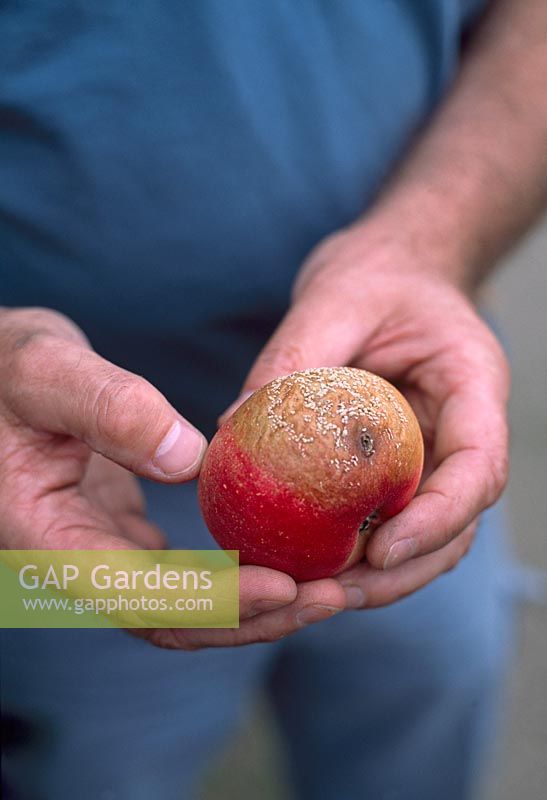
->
xmin=198 ymin=367 xmax=424 ymax=582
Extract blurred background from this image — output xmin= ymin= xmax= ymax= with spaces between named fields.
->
xmin=199 ymin=217 xmax=547 ymax=800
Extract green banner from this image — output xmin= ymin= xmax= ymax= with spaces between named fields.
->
xmin=0 ymin=550 xmax=239 ymax=629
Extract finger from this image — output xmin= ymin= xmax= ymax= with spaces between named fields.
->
xmin=2 ymin=335 xmax=207 ymax=482
xmin=129 ymin=566 xmax=298 ymax=635
xmin=338 ymin=521 xmax=477 ymax=609
xmin=61 ymin=453 xmax=164 ymax=547
xmin=115 ymin=512 xmax=169 ymax=550
xmin=238 ymin=566 xmax=298 ymax=619
xmin=366 ymin=372 xmax=509 ymax=570
xmin=138 ymin=577 xmax=346 ymax=650
xmin=81 ymin=454 xmax=147 ymax=515
xmin=244 ymin=293 xmax=360 ymax=391
xmin=221 ymin=284 xmax=367 ymax=419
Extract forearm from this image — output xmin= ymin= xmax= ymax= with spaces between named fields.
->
xmin=355 ymin=0 xmax=547 ymax=290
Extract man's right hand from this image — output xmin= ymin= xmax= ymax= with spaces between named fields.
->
xmin=0 ymin=307 xmax=344 ymax=648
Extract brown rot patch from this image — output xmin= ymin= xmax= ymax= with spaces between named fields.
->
xmin=358 ymin=510 xmax=380 ymax=534
xmin=360 ymin=431 xmax=375 ymax=457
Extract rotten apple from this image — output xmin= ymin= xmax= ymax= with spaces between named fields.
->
xmin=198 ymin=367 xmax=424 ymax=581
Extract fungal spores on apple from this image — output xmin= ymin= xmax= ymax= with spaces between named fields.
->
xmin=198 ymin=367 xmax=424 ymax=582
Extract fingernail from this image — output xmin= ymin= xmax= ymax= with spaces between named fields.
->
xmin=218 ymin=391 xmax=253 ymax=426
xmin=152 ymin=419 xmax=207 ymax=477
xmin=384 ymin=538 xmax=417 ymax=570
xmin=296 ymin=604 xmax=341 ymax=627
xmin=249 ymin=599 xmax=288 ymax=616
xmin=343 ymin=585 xmax=366 ymax=609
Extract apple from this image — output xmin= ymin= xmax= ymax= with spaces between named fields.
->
xmin=198 ymin=367 xmax=424 ymax=582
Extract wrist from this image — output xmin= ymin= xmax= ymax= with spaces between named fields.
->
xmin=295 ymin=214 xmax=475 ymax=311
xmin=348 ymin=197 xmax=480 ymax=294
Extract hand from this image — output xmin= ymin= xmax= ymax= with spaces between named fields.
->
xmin=0 ymin=308 xmax=345 ymax=648
xmin=226 ymin=226 xmax=510 ymax=609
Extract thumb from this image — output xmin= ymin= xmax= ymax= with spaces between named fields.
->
xmin=220 ymin=284 xmax=363 ymax=422
xmin=5 ymin=335 xmax=207 ymax=482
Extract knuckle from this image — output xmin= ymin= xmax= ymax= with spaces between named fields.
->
xmin=494 ymin=450 xmax=510 ymax=493
xmin=443 ymin=548 xmax=461 ymax=574
xmin=455 ymin=542 xmax=469 ymax=563
xmin=88 ymin=372 xmax=151 ymax=444
xmin=485 ymin=327 xmax=510 ymax=378
xmin=148 ymin=526 xmax=169 ymax=550
xmin=7 ymin=331 xmax=52 ymax=386
xmin=483 ymin=447 xmax=509 ymax=504
xmin=444 ymin=525 xmax=476 ymax=572
xmin=496 ymin=346 xmax=511 ymax=386
xmin=461 ymin=536 xmax=474 ymax=559
xmin=20 ymin=308 xmax=86 ymax=343
xmin=1 ymin=309 xmax=88 ymax=373
xmin=462 ymin=525 xmax=477 ymax=555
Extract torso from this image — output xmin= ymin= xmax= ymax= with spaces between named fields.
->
xmin=0 ymin=0 xmax=483 ymax=431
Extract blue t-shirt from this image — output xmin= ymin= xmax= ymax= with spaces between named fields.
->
xmin=0 ymin=1 xmax=484 ymax=435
